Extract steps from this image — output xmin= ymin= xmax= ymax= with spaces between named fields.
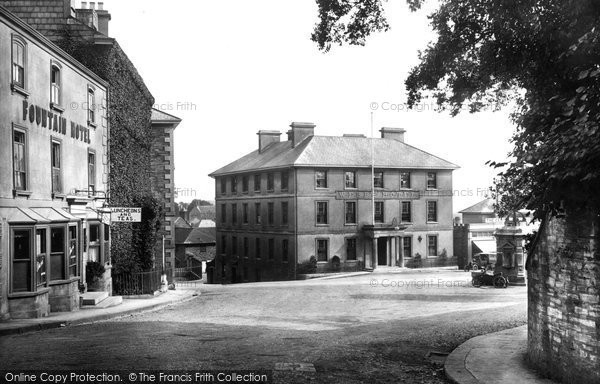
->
xmin=81 ymin=292 xmax=123 ymax=309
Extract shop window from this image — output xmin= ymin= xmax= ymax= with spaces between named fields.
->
xmin=316 ymin=201 xmax=328 ymax=225
xmin=51 ymin=140 xmax=62 ymax=194
xmin=88 ymin=224 xmax=100 ymax=264
xmin=36 ymin=229 xmax=47 ymax=287
xmin=315 ymin=170 xmax=327 ymax=189
xmin=427 ymin=235 xmax=438 ymax=257
xmin=401 ymin=201 xmax=412 ymax=223
xmin=12 ymin=229 xmax=32 ymax=293
xmin=427 ymin=172 xmax=437 ymax=189
xmin=281 ymin=171 xmax=289 ymax=191
xmin=316 ymin=239 xmax=328 ymax=262
xmin=374 ymin=171 xmax=384 ymax=188
xmin=375 ymin=201 xmax=384 ymax=223
xmin=50 ymin=65 xmax=61 ymax=106
xmin=346 ymin=238 xmax=357 ymax=261
xmin=427 ymin=201 xmax=438 ymax=222
xmin=282 ymin=239 xmax=289 ymax=262
xmin=88 ymin=151 xmax=96 ymax=195
xmin=50 ymin=227 xmax=66 ymax=281
xmin=103 ymin=224 xmax=110 ymax=263
xmin=345 ymin=201 xmax=357 ymax=224
xmin=281 ymin=202 xmax=289 ymax=226
xmin=345 ymin=171 xmax=356 ymax=189
xmin=13 ymin=130 xmax=27 ymax=191
xmin=400 ymin=172 xmax=411 ymax=189
xmin=403 ymin=237 xmax=412 ymax=258
xmin=12 ymin=37 xmax=26 ymax=89
xmin=68 ymin=226 xmax=77 ymax=277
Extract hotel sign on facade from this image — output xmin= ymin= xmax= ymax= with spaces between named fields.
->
xmin=335 ymin=190 xmax=453 ymax=200
xmin=21 ymin=100 xmax=92 ymax=144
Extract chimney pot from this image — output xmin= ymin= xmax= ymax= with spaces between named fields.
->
xmin=81 ymin=1 xmax=88 ymax=8
xmin=98 ymin=2 xmax=104 ymax=10
xmin=257 ymin=130 xmax=282 ymax=153
xmin=90 ymin=2 xmax=96 ymax=9
xmin=290 ymin=122 xmax=316 ymax=147
xmin=380 ymin=127 xmax=406 ymax=142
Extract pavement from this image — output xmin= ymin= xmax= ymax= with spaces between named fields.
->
xmin=0 ymin=287 xmax=200 ymax=337
xmin=445 ymin=325 xmax=559 ymax=384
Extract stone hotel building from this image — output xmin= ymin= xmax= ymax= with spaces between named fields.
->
xmin=210 ymin=123 xmax=459 ymax=284
xmin=0 ymin=5 xmax=109 ymax=319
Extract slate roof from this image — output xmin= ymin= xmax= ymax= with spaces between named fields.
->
xmin=184 ymin=227 xmax=216 ymax=245
xmin=210 ymin=135 xmax=459 ymax=176
xmin=459 ymin=199 xmax=496 ymax=214
xmin=151 ymin=108 xmax=182 ymax=123
xmin=175 ymin=228 xmax=193 ymax=244
xmin=174 ymin=217 xmax=192 ymax=228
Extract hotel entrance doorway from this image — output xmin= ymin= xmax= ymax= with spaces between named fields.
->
xmin=377 ymin=238 xmax=388 ymax=266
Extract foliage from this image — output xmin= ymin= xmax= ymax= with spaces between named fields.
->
xmin=86 ymin=261 xmax=105 ymax=283
xmin=297 ymin=256 xmax=318 ymax=274
xmin=312 ymin=0 xmax=600 ymax=220
xmin=57 ymin=36 xmax=160 ymax=274
xmin=331 ymin=255 xmax=341 ymax=271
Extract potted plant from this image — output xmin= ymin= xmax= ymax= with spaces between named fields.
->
xmin=86 ymin=261 xmax=106 ymax=291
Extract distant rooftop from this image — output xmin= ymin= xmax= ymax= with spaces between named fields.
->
xmin=459 ymin=199 xmax=496 ymax=214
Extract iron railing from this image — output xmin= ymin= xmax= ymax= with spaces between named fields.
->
xmin=113 ymin=268 xmax=169 ymax=295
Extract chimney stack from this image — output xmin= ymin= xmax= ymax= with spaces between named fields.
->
xmin=257 ymin=130 xmax=282 ymax=153
xmin=380 ymin=127 xmax=406 ymax=142
xmin=289 ymin=122 xmax=315 ymax=147
xmin=96 ymin=4 xmax=111 ymax=36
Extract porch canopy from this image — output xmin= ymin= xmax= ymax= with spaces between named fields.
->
xmin=363 ymin=223 xmax=409 ymax=238
xmin=0 ymin=207 xmax=79 ymax=224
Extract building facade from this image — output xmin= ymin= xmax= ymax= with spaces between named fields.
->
xmin=210 ymin=123 xmax=459 ymax=284
xmin=0 ymin=5 xmax=109 ymax=319
xmin=150 ymin=108 xmax=181 ymax=273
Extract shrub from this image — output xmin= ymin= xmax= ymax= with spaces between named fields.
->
xmin=331 ymin=256 xmax=341 ymax=271
xmin=297 ymin=255 xmax=318 ymax=274
xmin=86 ymin=261 xmax=105 ymax=283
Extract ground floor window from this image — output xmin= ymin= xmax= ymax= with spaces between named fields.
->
xmin=316 ymin=239 xmax=329 ymax=262
xmin=50 ymin=227 xmax=66 ymax=281
xmin=427 ymin=235 xmax=438 ymax=257
xmin=12 ymin=228 xmax=32 ymax=293
xmin=346 ymin=238 xmax=357 ymax=261
xmin=282 ymin=239 xmax=289 ymax=262
xmin=36 ymin=228 xmax=47 ymax=287
xmin=88 ymin=223 xmax=100 ymax=263
xmin=403 ymin=236 xmax=412 ymax=258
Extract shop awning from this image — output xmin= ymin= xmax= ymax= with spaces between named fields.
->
xmin=472 ymin=240 xmax=497 ymax=255
xmin=0 ymin=207 xmax=51 ymax=224
xmin=30 ymin=208 xmax=80 ymax=222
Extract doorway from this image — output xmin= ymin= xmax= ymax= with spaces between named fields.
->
xmin=377 ymin=238 xmax=388 ymax=266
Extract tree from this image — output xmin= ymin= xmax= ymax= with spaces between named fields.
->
xmin=312 ymin=0 xmax=600 ymax=220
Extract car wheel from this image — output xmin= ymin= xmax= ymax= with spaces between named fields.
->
xmin=494 ymin=276 xmax=507 ymax=288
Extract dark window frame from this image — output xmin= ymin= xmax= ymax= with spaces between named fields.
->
xmin=345 ymin=201 xmax=357 ymax=225
xmin=316 ymin=238 xmax=329 ymax=262
xmin=374 ymin=201 xmax=384 ymax=223
xmin=346 ymin=238 xmax=357 ymax=261
xmin=316 ymin=201 xmax=329 ymax=225
xmin=400 ymin=171 xmax=411 ymax=189
xmin=427 ymin=235 xmax=438 ymax=257
xmin=401 ymin=201 xmax=412 ymax=223
xmin=427 ymin=200 xmax=438 ymax=223
xmin=315 ymin=170 xmax=328 ymax=189
xmin=427 ymin=172 xmax=438 ymax=189
xmin=373 ymin=171 xmax=384 ymax=189
xmin=345 ymin=170 xmax=357 ymax=189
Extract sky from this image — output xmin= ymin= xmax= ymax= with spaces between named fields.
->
xmin=102 ymin=0 xmax=516 ymax=214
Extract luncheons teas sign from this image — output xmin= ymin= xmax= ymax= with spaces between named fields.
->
xmin=110 ymin=207 xmax=142 ymax=223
